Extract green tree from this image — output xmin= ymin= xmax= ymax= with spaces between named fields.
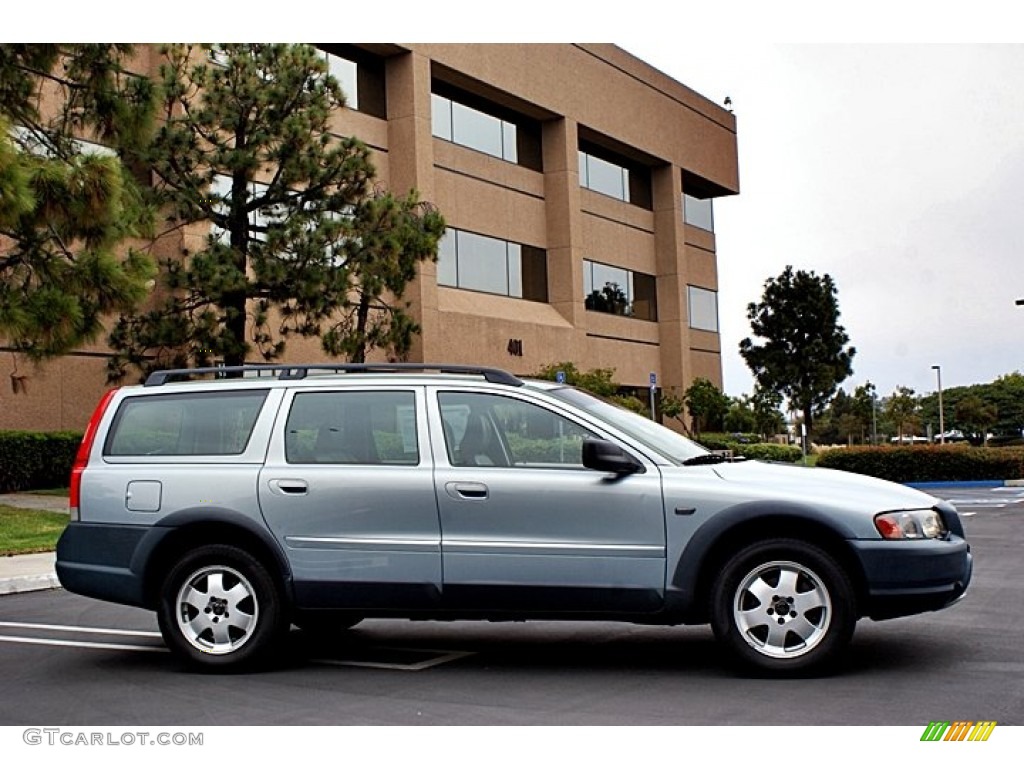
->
xmin=107 ymin=44 xmax=444 ymax=378
xmin=750 ymin=386 xmax=786 ymax=438
xmin=0 ymin=44 xmax=155 ymax=360
xmin=723 ymin=397 xmax=758 ymax=434
xmin=682 ymin=377 xmax=730 ymax=437
xmin=816 ymin=381 xmax=876 ymax=445
xmin=954 ymin=395 xmax=998 ymax=446
xmin=532 ymin=361 xmax=647 ymax=414
xmin=884 ymin=386 xmax=921 ymax=442
xmin=739 ymin=265 xmax=856 ymax=434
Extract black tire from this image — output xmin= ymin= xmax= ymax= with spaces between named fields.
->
xmin=157 ymin=544 xmax=286 ymax=670
xmin=710 ymin=538 xmax=856 ymax=676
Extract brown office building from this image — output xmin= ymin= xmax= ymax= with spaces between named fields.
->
xmin=1 ymin=43 xmax=739 ymax=432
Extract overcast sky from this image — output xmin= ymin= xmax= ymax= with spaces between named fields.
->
xmin=613 ymin=41 xmax=1024 ymax=400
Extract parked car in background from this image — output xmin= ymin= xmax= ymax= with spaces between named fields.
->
xmin=56 ymin=364 xmax=972 ymax=676
xmin=890 ymin=435 xmax=929 ymax=444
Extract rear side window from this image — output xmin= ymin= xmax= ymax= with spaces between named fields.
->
xmin=285 ymin=391 xmax=418 ymax=465
xmin=104 ymin=390 xmax=269 ymax=456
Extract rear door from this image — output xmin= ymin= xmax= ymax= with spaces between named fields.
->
xmin=258 ymin=386 xmax=442 ymax=610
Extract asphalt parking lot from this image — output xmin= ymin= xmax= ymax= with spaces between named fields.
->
xmin=1 ymin=485 xmax=1021 ymax=726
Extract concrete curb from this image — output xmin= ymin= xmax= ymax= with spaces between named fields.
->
xmin=0 ymin=572 xmax=61 ymax=596
xmin=0 ymin=552 xmax=59 ymax=596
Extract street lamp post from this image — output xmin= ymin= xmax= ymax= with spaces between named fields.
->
xmin=932 ymin=365 xmax=944 ymax=444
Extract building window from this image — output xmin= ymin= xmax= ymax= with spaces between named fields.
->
xmin=684 ymin=193 xmax=714 ymax=232
xmin=432 ymin=93 xmax=518 ymax=164
xmin=578 ymin=150 xmax=630 ymax=203
xmin=437 ymin=228 xmax=547 ymax=302
xmin=583 ymin=260 xmax=657 ymax=321
xmin=209 ymin=175 xmax=274 ymax=244
xmin=687 ymin=285 xmax=719 ymax=332
xmin=315 ymin=45 xmax=387 ymax=119
xmin=322 ymin=51 xmax=359 ymax=110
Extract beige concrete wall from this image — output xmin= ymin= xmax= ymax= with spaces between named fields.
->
xmin=0 ymin=43 xmax=736 ymax=432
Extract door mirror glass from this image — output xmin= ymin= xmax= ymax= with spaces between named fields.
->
xmin=582 ymin=438 xmax=643 ymax=475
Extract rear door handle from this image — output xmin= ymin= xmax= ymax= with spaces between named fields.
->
xmin=445 ymin=481 xmax=489 ymax=500
xmin=269 ymin=479 xmax=309 ymax=496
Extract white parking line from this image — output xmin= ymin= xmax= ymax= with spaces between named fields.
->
xmin=310 ymin=648 xmax=476 ymax=671
xmin=0 ymin=635 xmax=166 ymax=652
xmin=0 ymin=621 xmax=473 ymax=668
xmin=0 ymin=621 xmax=161 ymax=638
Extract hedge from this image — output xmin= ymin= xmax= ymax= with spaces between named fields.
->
xmin=815 ymin=445 xmax=1024 ymax=483
xmin=0 ymin=431 xmax=83 ymax=493
xmin=697 ymin=434 xmax=802 ymax=463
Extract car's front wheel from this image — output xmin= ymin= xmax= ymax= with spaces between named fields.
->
xmin=157 ymin=545 xmax=286 ymax=669
xmin=710 ymin=538 xmax=856 ymax=676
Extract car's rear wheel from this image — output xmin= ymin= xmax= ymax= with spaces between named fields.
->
xmin=711 ymin=538 xmax=856 ymax=676
xmin=157 ymin=544 xmax=286 ymax=669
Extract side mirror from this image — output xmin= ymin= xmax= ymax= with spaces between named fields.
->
xmin=582 ymin=438 xmax=643 ymax=475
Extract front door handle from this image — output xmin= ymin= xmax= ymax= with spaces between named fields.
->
xmin=445 ymin=481 xmax=489 ymax=500
xmin=269 ymin=478 xmax=309 ymax=496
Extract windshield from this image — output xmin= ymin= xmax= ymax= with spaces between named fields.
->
xmin=538 ymin=385 xmax=709 ymax=464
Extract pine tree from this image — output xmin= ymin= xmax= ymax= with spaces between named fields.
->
xmin=0 ymin=44 xmax=156 ymax=360
xmin=108 ymin=44 xmax=445 ymax=378
xmin=739 ymin=265 xmax=856 ymax=433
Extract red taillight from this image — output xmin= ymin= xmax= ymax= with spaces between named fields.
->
xmin=70 ymin=388 xmax=119 ymax=516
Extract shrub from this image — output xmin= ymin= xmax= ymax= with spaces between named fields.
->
xmin=732 ymin=443 xmax=803 ymax=463
xmin=815 ymin=445 xmax=1024 ymax=483
xmin=697 ymin=434 xmax=802 ymax=463
xmin=0 ymin=431 xmax=83 ymax=493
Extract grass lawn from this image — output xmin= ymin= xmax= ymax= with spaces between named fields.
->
xmin=0 ymin=505 xmax=69 ymax=556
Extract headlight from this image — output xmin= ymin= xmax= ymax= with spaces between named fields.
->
xmin=874 ymin=510 xmax=948 ymax=540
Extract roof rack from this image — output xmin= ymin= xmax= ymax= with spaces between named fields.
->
xmin=143 ymin=363 xmax=524 ymax=388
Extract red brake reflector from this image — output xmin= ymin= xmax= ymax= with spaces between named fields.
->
xmin=70 ymin=388 xmax=119 ymax=512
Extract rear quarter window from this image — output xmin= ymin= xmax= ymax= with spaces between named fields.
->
xmin=104 ymin=390 xmax=269 ymax=456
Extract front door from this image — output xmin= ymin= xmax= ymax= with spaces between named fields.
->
xmin=430 ymin=388 xmax=666 ymax=613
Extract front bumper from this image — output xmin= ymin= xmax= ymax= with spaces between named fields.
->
xmin=849 ymin=534 xmax=973 ymax=620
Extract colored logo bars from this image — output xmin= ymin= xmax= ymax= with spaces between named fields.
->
xmin=920 ymin=721 xmax=997 ymax=742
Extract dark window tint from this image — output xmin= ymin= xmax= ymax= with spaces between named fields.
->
xmin=438 ymin=392 xmax=597 ymax=468
xmin=105 ymin=391 xmax=268 ymax=456
xmin=285 ymin=391 xmax=418 ymax=465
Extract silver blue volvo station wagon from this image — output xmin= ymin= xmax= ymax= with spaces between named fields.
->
xmin=56 ymin=364 xmax=972 ymax=675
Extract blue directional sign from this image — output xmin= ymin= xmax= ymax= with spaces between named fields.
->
xmin=649 ymin=372 xmax=657 ymax=390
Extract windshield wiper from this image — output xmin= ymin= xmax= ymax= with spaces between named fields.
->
xmin=682 ymin=453 xmax=748 ymax=466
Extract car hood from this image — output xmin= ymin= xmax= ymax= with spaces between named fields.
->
xmin=705 ymin=460 xmax=940 ymax=512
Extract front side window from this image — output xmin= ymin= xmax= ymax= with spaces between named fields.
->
xmin=105 ymin=390 xmax=268 ymax=456
xmin=285 ymin=391 xmax=419 ymax=465
xmin=583 ymin=259 xmax=657 ymax=321
xmin=438 ymin=392 xmax=597 ymax=469
xmin=688 ymin=285 xmax=720 ymax=332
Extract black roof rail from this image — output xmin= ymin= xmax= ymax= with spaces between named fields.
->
xmin=143 ymin=363 xmax=524 ymax=387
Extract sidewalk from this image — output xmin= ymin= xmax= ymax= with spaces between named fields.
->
xmin=0 ymin=493 xmax=68 ymax=595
